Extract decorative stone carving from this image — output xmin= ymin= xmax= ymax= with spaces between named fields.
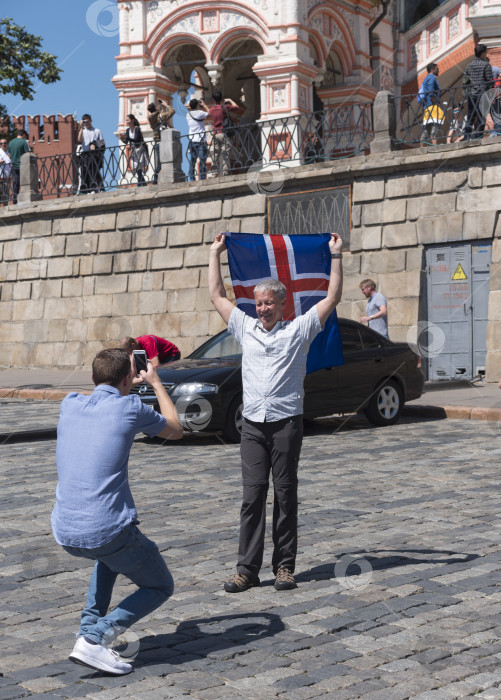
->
xmin=449 ymin=11 xmax=460 ymax=39
xmin=130 ymin=99 xmax=146 ymax=121
xmin=271 ymin=84 xmax=287 ymax=109
xmin=429 ymin=25 xmax=440 ymax=53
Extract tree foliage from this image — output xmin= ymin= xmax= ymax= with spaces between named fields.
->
xmin=0 ymin=17 xmax=62 ymax=101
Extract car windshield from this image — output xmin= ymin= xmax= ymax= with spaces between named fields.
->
xmin=190 ymin=331 xmax=243 ymax=360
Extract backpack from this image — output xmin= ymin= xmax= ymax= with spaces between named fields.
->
xmin=222 ymin=105 xmax=236 ymax=137
xmin=417 ymin=82 xmax=426 ymax=105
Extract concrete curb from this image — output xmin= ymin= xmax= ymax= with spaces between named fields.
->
xmin=403 ymin=404 xmax=501 ymax=422
xmin=1 ymin=388 xmax=500 ymax=423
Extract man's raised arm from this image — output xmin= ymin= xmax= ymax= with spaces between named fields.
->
xmin=316 ymin=233 xmax=343 ymax=327
xmin=209 ymin=233 xmax=235 ymax=325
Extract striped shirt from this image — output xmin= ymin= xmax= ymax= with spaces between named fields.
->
xmin=228 ymin=305 xmax=322 ymax=422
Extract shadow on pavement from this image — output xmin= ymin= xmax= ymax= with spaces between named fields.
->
xmin=297 ymin=548 xmax=481 ymax=583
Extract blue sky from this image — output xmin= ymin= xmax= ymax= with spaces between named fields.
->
xmin=2 ymin=1 xmax=188 ymax=144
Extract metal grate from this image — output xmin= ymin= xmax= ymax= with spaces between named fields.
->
xmin=267 ymin=186 xmax=351 ymax=244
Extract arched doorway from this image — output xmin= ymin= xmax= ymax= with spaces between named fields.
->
xmin=217 ymin=38 xmax=264 ymax=124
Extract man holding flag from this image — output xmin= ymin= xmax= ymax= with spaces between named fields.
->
xmin=209 ymin=231 xmax=343 ymax=593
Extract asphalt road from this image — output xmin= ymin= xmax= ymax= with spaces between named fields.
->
xmin=2 ymin=405 xmax=501 ymax=699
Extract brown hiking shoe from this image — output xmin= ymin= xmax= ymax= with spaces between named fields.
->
xmin=275 ymin=566 xmax=296 ymax=591
xmin=224 ymin=572 xmax=260 ymax=593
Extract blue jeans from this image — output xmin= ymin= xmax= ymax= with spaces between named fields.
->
xmin=188 ymin=139 xmax=207 ymax=181
xmin=63 ymin=524 xmax=173 ymax=644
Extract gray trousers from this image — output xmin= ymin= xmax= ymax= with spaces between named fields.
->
xmin=237 ymin=415 xmax=303 ymax=579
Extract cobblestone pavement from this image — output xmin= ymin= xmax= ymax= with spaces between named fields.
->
xmin=2 ymin=402 xmax=501 ymax=699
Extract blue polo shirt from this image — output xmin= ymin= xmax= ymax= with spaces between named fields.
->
xmin=51 ymin=384 xmax=166 ymax=549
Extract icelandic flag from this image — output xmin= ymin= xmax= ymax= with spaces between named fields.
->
xmin=225 ymin=232 xmax=344 ymax=374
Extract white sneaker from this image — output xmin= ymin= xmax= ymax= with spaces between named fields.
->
xmin=69 ymin=636 xmax=132 ymax=675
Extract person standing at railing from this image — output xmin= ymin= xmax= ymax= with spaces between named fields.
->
xmin=78 ymin=114 xmax=106 ymax=193
xmin=463 ymin=44 xmax=494 ymax=140
xmin=8 ymin=130 xmax=29 ymax=204
xmin=186 ymin=98 xmax=209 ymax=181
xmin=120 ymin=114 xmax=148 ymax=187
xmin=147 ymin=100 xmax=175 ymax=185
xmin=208 ymin=91 xmax=239 ymax=176
xmin=419 ymin=63 xmax=442 ymax=147
xmin=0 ymin=137 xmax=12 ymax=205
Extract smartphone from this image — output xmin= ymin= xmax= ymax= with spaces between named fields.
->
xmin=133 ymin=349 xmax=148 ymax=375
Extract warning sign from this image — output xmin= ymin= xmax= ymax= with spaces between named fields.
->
xmin=452 ymin=263 xmax=467 ymax=281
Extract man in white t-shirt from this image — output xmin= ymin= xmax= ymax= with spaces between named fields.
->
xmin=186 ymin=98 xmax=209 ymax=181
xmin=77 ymin=113 xmax=106 ymax=193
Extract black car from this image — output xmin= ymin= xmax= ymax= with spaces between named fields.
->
xmin=131 ymin=318 xmax=425 ymax=442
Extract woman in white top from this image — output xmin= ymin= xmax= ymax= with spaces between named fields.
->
xmin=186 ymin=98 xmax=209 ymax=181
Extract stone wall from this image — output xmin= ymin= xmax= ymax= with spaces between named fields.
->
xmin=1 ymin=138 xmax=501 ymax=379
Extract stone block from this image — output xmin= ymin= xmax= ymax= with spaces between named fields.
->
xmin=341 ymin=274 xmax=366 ymax=301
xmin=181 ymin=311 xmax=209 ymax=336
xmin=406 ymin=197 xmax=421 ymax=221
xmin=83 ymin=277 xmax=94 ymax=295
xmin=361 ymin=226 xmax=382 ymax=250
xmin=0 ymin=300 xmax=12 ymax=321
xmin=433 ymin=170 xmax=468 ymax=193
xmin=137 ymin=290 xmax=169 ymax=315
xmin=492 ymin=238 xmax=501 ymax=263
xmin=361 ymin=203 xmax=383 ymax=226
xmin=12 ymin=281 xmax=31 ymax=300
xmin=240 ymin=216 xmax=266 ymax=234
xmin=208 ymin=312 xmax=227 ymax=335
xmin=112 ymin=292 xmax=139 ymax=317
xmin=387 ymin=297 xmax=420 ymax=325
xmin=168 ymin=223 xmax=203 ymax=247
xmin=386 ymin=173 xmax=432 ymax=198
xmin=66 ymin=318 xmax=88 ymax=342
xmin=65 ymin=233 xmax=98 ymax=256
xmin=486 ymin=351 xmax=501 ymax=381
xmin=47 ymin=319 xmax=68 ymax=342
xmin=32 ymin=279 xmax=62 ymax=299
xmin=17 ymin=260 xmax=47 ymax=280
xmin=0 ymin=223 xmax=21 ymax=241
xmin=0 ymin=322 xmax=23 ymax=343
xmin=151 ymin=313 xmax=181 ymax=339
xmin=85 ymin=212 xmax=117 ymax=232
xmin=468 ymin=166 xmax=483 ymax=188
xmin=150 ymin=248 xmax=184 ymax=269
xmin=457 ymin=186 xmax=501 ymax=212
xmin=113 ymin=251 xmax=148 ymax=274
xmin=44 ymin=296 xmax=83 ymax=320
xmin=12 ymin=298 xmax=44 ymax=322
xmin=342 ymin=252 xmax=361 ymax=276
xmin=62 ymin=278 xmax=84 ymax=297
xmin=349 ymin=229 xmax=362 ymax=252
xmin=23 ymin=319 xmax=46 ymax=343
xmin=47 ymin=257 xmax=74 ymax=278
xmin=52 ymin=341 xmax=84 ymax=367
xmin=182 ymin=245 xmax=211 ymax=268
xmin=203 ymin=220 xmax=241 ymax=243
xmin=383 ymin=222 xmax=418 ymax=248
xmin=0 ymin=282 xmax=13 ymax=300
xmin=83 ymin=340 xmax=105 ymax=366
xmin=139 ymin=271 xmax=164 ymax=291
xmin=166 ymin=287 xmax=197 ymax=313
xmin=3 ymin=239 xmax=31 ymax=261
xmin=95 ymin=275 xmax=128 ymax=295
xmin=351 ymin=204 xmax=362 ymax=228
xmin=116 ymin=208 xmax=151 ymax=230
xmin=380 ymin=270 xmax=421 ymax=298
xmin=223 ymin=194 xmax=266 ymax=218
xmin=22 ymin=219 xmax=52 ymax=237
xmin=418 ymin=192 xmax=457 ymax=217
xmin=187 ymin=199 xmax=222 ymax=221
xmin=163 ymin=268 xmax=200 ymax=290
xmin=99 ymin=230 xmax=131 ymax=254
xmin=383 ymin=198 xmax=406 ymax=223
xmin=93 ymin=255 xmax=113 ymax=275
xmin=52 ymin=216 xmax=83 ymax=235
xmin=464 ymin=211 xmax=497 ymax=239
xmin=406 ymin=248 xmax=425 ymax=271
xmin=417 ymin=213 xmax=463 ymax=244
xmin=352 ymin=178 xmax=385 ymax=202
xmin=83 ymin=294 xmax=113 ymax=318
xmin=361 ymin=249 xmax=406 ymax=274
xmin=79 ymin=256 xmax=94 ymax=276
xmin=135 ymin=226 xmax=167 ymax=249
xmin=195 ymin=286 xmax=213 ymax=312
xmin=151 ymin=204 xmax=187 ymax=226
xmin=483 ymin=163 xmax=501 ymax=187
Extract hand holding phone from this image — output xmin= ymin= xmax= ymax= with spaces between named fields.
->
xmin=133 ymin=349 xmax=148 ymax=375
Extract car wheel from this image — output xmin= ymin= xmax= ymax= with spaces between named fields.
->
xmin=365 ymin=379 xmax=403 ymax=426
xmin=223 ymin=395 xmax=243 ymax=443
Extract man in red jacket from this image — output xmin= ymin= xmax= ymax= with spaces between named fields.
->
xmin=121 ymin=335 xmax=180 ymax=366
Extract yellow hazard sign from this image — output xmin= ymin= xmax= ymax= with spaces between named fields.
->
xmin=452 ymin=263 xmax=467 ymax=281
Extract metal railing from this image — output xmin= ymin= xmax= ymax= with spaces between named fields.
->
xmin=396 ymin=85 xmax=501 ymax=146
xmin=179 ymin=104 xmax=374 ymax=181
